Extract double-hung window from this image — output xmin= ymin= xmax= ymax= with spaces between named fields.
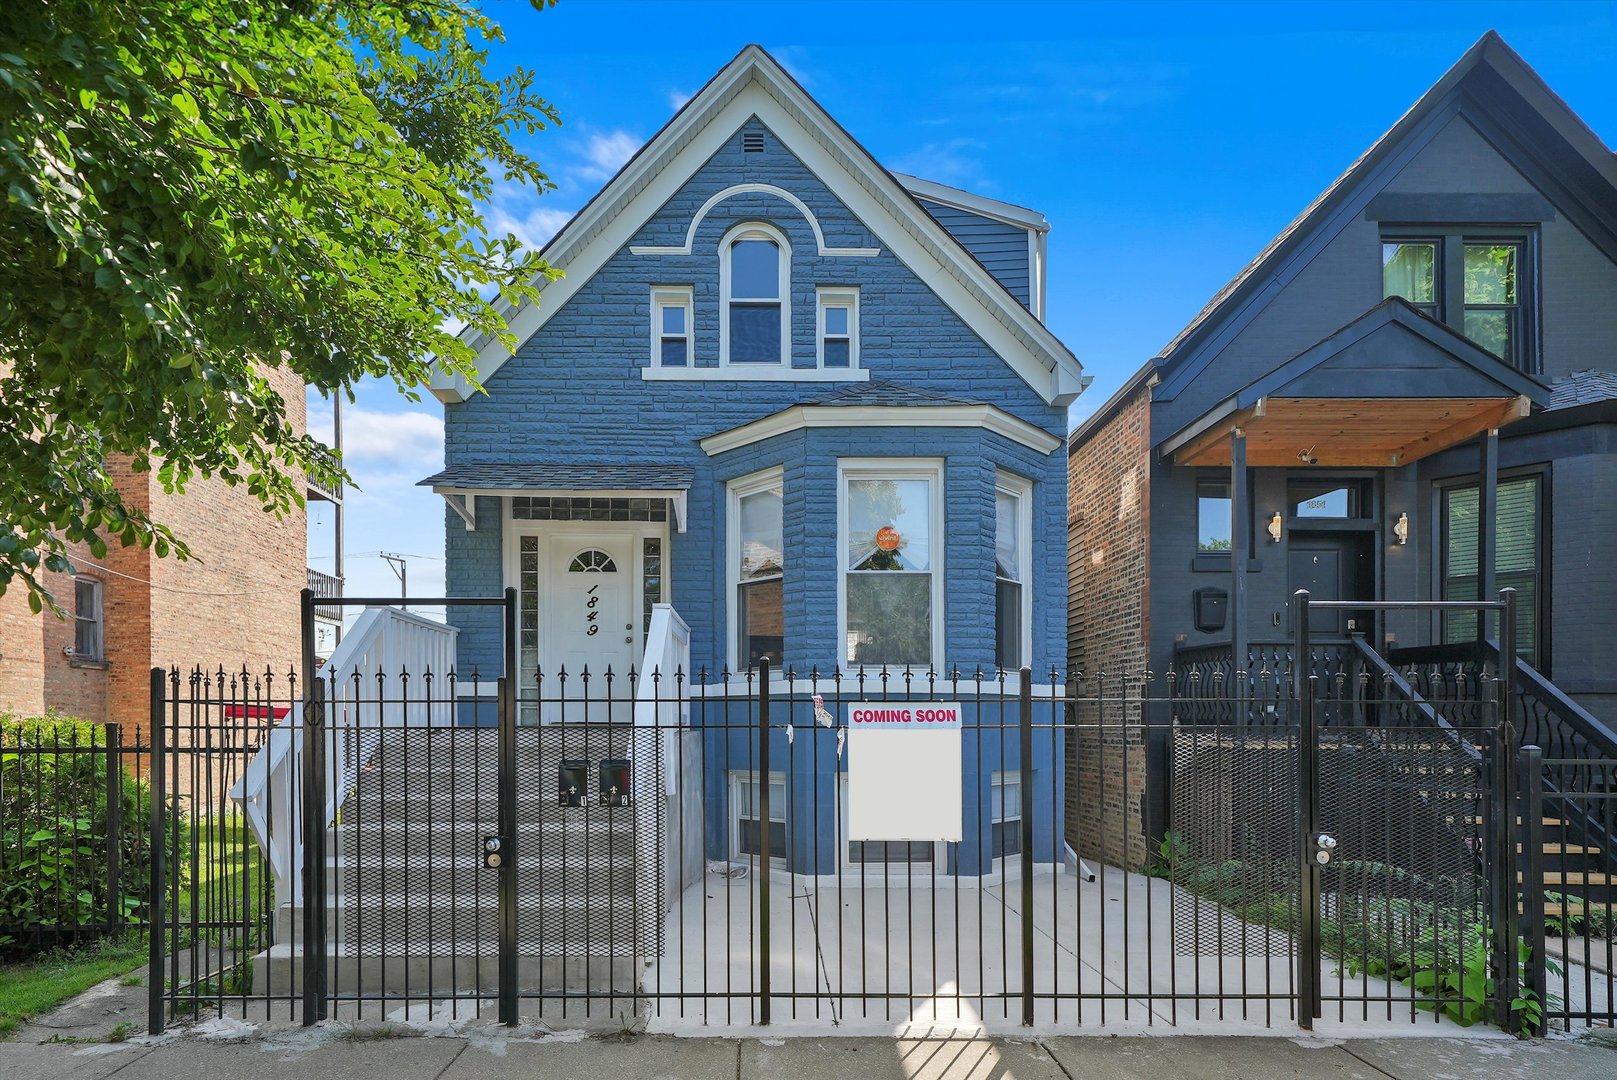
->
xmin=731 ymin=770 xmax=786 ymax=863
xmin=730 ymin=468 xmax=784 ymax=669
xmin=817 ymin=287 xmax=858 ymax=369
xmin=1382 ymin=232 xmax=1533 ymax=369
xmin=1440 ymin=474 xmax=1545 ymax=666
xmin=650 ymin=287 xmax=692 ymax=369
xmin=840 ymin=461 xmax=942 ymax=670
xmin=995 ymin=474 xmax=1032 ymax=671
xmin=990 ymin=772 xmax=1022 ymax=858
xmin=722 ymin=224 xmax=789 ymax=365
xmin=73 ymin=577 xmax=104 ymax=663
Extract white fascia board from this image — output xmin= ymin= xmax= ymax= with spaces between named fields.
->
xmin=698 ymin=404 xmax=1063 ymax=457
xmin=893 ymin=172 xmax=1051 ymax=233
xmin=433 ymin=49 xmax=1084 ymax=408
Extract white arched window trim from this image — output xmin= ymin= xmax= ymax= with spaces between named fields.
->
xmin=719 ymin=221 xmax=791 ymax=368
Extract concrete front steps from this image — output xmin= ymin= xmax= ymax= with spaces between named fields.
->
xmin=252 ymin=726 xmax=655 ymax=998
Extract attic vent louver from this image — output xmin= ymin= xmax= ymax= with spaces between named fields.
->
xmin=742 ymin=132 xmax=765 ymax=153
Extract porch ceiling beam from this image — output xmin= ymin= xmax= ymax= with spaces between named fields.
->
xmin=1168 ymin=400 xmax=1265 ymax=466
xmin=1385 ymin=395 xmax=1531 ymax=466
xmin=440 ymin=492 xmax=476 ymax=532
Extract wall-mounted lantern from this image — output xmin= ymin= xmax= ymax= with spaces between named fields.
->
xmin=1392 ymin=512 xmax=1410 ymax=546
xmin=1267 ymin=512 xmax=1283 ymax=544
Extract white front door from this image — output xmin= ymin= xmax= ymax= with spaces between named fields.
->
xmin=542 ymin=532 xmax=636 ymax=705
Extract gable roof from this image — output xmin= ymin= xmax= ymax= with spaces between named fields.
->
xmin=432 ymin=46 xmax=1084 ymax=407
xmin=1159 ymin=300 xmax=1545 ymax=468
xmin=1149 ymin=30 xmax=1617 ymax=405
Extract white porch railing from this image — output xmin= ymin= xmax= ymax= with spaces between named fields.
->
xmin=231 ymin=607 xmax=459 ymax=904
xmin=635 ymin=604 xmax=702 ymax=919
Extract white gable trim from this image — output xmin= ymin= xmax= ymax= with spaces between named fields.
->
xmin=628 ymin=182 xmax=880 ymax=257
xmin=697 ymin=404 xmax=1063 ymax=457
xmin=432 ymin=47 xmax=1082 ymax=408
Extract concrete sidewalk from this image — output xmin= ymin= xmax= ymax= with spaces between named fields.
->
xmin=5 ymin=1026 xmax=1617 ymax=1080
xmin=4 ymin=974 xmax=1615 ymax=1080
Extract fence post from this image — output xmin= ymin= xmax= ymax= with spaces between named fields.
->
xmin=300 ymin=673 xmax=328 ymax=1024
xmin=1293 ymin=590 xmax=1319 ymax=1029
xmin=105 ymin=722 xmax=122 ymax=937
xmin=757 ymin=657 xmax=771 ymax=1026
xmin=1494 ymin=589 xmax=1520 ymax=1031
xmin=498 ymin=674 xmax=518 ymax=1027
xmin=1516 ymin=744 xmax=1546 ymax=1036
xmin=147 ymin=669 xmax=166 ymax=1035
xmin=1019 ymin=668 xmax=1036 ymax=1027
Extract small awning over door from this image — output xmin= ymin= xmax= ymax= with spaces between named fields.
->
xmin=418 ymin=463 xmax=694 ymax=532
xmin=1159 ymin=300 xmax=1549 ymax=467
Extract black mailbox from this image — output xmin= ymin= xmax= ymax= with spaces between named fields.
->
xmin=558 ymin=759 xmax=589 ymax=807
xmin=599 ymin=758 xmax=631 ymax=807
xmin=1193 ymin=587 xmax=1228 ymax=633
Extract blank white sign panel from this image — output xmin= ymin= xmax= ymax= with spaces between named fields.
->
xmin=846 ymin=702 xmax=963 ymax=842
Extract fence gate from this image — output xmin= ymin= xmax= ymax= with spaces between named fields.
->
xmin=1294 ymin=592 xmax=1517 ymax=1031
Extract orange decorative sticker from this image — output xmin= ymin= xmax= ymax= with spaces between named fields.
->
xmin=875 ymin=526 xmax=901 ymax=552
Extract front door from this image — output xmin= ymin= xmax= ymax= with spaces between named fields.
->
xmin=549 ymin=533 xmax=637 ymax=682
xmin=1288 ymin=534 xmax=1372 ymax=638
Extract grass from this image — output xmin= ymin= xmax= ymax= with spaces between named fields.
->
xmin=0 ymin=815 xmax=272 ymax=1041
xmin=0 ymin=933 xmax=147 ymax=1040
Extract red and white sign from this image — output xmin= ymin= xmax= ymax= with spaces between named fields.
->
xmin=847 ymin=701 xmax=963 ymax=844
xmin=848 ymin=702 xmax=961 ymax=730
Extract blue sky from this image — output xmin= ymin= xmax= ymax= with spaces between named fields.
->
xmin=307 ymin=0 xmax=1617 ymax=602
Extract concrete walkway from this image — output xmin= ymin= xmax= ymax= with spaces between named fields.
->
xmin=5 ymin=974 xmax=1617 ymax=1080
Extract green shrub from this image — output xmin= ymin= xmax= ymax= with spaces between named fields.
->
xmin=0 ymin=713 xmax=176 ymax=955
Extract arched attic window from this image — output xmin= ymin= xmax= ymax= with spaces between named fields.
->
xmin=720 ymin=222 xmax=790 ymax=366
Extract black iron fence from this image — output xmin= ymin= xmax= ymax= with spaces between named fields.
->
xmin=135 ymin=588 xmax=1617 ymax=1034
xmin=1 ymin=718 xmax=151 ymax=953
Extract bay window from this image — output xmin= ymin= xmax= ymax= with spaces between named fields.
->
xmin=840 ymin=461 xmax=942 ymax=670
xmin=730 ymin=468 xmax=784 ymax=669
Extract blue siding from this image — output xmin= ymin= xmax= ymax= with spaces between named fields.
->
xmin=915 ymin=198 xmax=1033 ymax=310
xmin=444 ymin=118 xmax=1067 ymax=678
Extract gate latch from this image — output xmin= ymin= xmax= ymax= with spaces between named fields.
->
xmin=482 ymin=835 xmax=506 ymax=869
xmin=1311 ymin=833 xmax=1338 ymax=866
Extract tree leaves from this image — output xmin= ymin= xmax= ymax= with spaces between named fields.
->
xmin=0 ymin=0 xmax=560 ymax=611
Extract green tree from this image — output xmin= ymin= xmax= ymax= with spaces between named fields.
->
xmin=0 ymin=0 xmax=560 ymax=610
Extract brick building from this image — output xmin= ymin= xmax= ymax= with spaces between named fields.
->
xmin=0 ymin=365 xmax=311 ymax=736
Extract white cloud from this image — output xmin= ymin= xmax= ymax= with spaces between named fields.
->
xmin=889 ymin=138 xmax=996 ymax=194
xmin=577 ymin=130 xmax=640 ymax=182
xmin=487 ymin=181 xmax=576 ymax=254
xmin=339 ymin=406 xmax=443 ymax=471
xmin=667 ymin=88 xmax=693 ymax=112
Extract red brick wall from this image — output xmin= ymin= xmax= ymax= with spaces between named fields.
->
xmin=1065 ymin=385 xmax=1151 ymax=869
xmin=3 ymin=367 xmax=306 ymax=737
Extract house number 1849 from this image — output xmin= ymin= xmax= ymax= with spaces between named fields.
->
xmin=585 ymin=584 xmax=600 ymax=636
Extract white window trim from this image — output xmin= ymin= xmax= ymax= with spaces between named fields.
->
xmin=501 ymin=498 xmax=672 ymax=713
xmin=729 ymin=768 xmax=788 ymax=868
xmin=836 ymin=457 xmax=945 ymax=674
xmin=995 ymin=471 xmax=1034 ymax=672
xmin=989 ymin=771 xmax=1023 ymax=863
xmin=72 ymin=576 xmax=104 ymax=663
xmin=815 ymin=286 xmax=860 ymax=371
xmin=726 ymin=466 xmax=785 ymax=673
xmin=649 ymin=286 xmax=693 ymax=369
xmin=719 ymin=221 xmax=791 ymax=368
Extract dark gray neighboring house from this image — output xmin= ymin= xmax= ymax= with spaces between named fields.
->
xmin=1066 ymin=31 xmax=1617 ymax=863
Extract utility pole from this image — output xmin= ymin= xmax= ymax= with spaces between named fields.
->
xmin=380 ymin=552 xmax=407 ymax=611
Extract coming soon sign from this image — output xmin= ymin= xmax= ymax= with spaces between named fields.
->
xmin=846 ymin=702 xmax=963 ymax=843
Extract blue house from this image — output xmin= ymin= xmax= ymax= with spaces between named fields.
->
xmin=420 ymin=46 xmax=1085 ymax=878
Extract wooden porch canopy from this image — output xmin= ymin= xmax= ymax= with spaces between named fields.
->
xmin=1159 ymin=300 xmax=1548 ymax=468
